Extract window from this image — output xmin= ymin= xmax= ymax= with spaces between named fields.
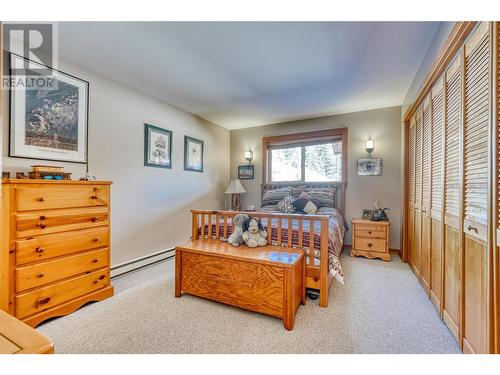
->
xmin=263 ymin=128 xmax=347 ymax=183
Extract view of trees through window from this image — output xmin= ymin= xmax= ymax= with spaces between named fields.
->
xmin=270 ymin=140 xmax=342 ymax=182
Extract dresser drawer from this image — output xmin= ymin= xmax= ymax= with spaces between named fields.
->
xmin=16 ymin=248 xmax=109 ymax=292
xmin=15 ymin=185 xmax=109 ymax=211
xmin=16 ymin=227 xmax=109 ymax=265
xmin=354 ymin=237 xmax=387 ymax=253
xmin=355 ymin=225 xmax=387 ymax=239
xmin=15 ymin=269 xmax=109 ymax=319
xmin=16 ymin=207 xmax=109 ymax=238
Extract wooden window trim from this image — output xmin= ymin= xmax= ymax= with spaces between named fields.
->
xmin=262 ymin=128 xmax=348 ymax=184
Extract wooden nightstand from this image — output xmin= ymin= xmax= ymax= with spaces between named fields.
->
xmin=351 ymin=218 xmax=391 ymax=261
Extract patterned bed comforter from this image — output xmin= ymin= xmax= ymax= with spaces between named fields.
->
xmin=202 ymin=207 xmax=347 ymax=284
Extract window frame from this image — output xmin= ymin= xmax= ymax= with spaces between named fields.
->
xmin=262 ymin=128 xmax=348 ymax=184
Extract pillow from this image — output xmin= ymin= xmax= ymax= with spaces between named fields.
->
xmin=305 ymin=188 xmax=336 ymax=208
xmin=291 ymin=185 xmax=307 ymax=198
xmin=260 ymin=204 xmax=278 ymax=212
xmin=293 ymin=196 xmax=319 ymax=215
xmin=276 ymin=196 xmax=295 ymax=213
xmin=261 ymin=187 xmax=292 ymax=207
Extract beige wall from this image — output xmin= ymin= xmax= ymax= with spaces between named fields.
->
xmin=2 ymin=56 xmax=230 ymax=266
xmin=401 ymin=22 xmax=454 ymax=119
xmin=230 ymin=106 xmax=402 ymax=249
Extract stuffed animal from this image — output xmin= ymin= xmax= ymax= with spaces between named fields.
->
xmin=223 ymin=213 xmax=249 ymax=247
xmin=242 ymin=217 xmax=268 ymax=248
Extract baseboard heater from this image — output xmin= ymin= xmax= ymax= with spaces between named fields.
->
xmin=110 ymin=248 xmax=175 ymax=279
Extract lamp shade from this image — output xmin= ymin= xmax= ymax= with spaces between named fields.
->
xmin=225 ymin=179 xmax=246 ymax=194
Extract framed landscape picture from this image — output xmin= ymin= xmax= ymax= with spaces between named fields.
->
xmin=184 ymin=136 xmax=204 ymax=172
xmin=144 ymin=124 xmax=172 ymax=169
xmin=238 ymin=165 xmax=254 ymax=180
xmin=9 ymin=53 xmax=89 ymax=163
xmin=357 ymin=158 xmax=383 ymax=176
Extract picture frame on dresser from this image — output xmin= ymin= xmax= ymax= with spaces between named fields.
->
xmin=9 ymin=53 xmax=89 ymax=164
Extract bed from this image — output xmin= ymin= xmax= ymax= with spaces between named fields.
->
xmin=193 ymin=181 xmax=347 ymax=307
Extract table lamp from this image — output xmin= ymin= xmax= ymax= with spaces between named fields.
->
xmin=225 ymin=179 xmax=246 ymax=211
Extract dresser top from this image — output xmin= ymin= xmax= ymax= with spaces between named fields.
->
xmin=351 ymin=218 xmax=390 ymax=226
xmin=2 ymin=179 xmax=112 ymax=185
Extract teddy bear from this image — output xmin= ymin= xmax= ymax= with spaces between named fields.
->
xmin=222 ymin=213 xmax=249 ymax=247
xmin=242 ymin=217 xmax=268 ymax=248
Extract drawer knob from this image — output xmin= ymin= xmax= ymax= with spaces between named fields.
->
xmin=368 ymin=231 xmax=372 ymax=234
xmin=37 ymin=273 xmax=45 ymax=278
xmin=39 ymin=215 xmax=46 ymax=220
xmin=93 ymin=187 xmax=99 ymax=192
xmin=91 ymin=216 xmax=99 ymax=222
xmin=38 ymin=197 xmax=45 ymax=202
xmin=91 ymin=195 xmax=98 ymax=199
xmin=467 ymin=225 xmax=478 ymax=233
xmin=37 ymin=296 xmax=51 ymax=306
xmin=98 ymin=275 xmax=106 ymax=280
xmin=91 ymin=259 xmax=99 ymax=263
xmin=368 ymin=243 xmax=373 ymax=248
xmin=92 ymin=238 xmax=99 ymax=242
xmin=35 ymin=247 xmax=45 ymax=253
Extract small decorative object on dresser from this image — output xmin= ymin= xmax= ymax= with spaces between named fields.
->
xmin=351 ymin=218 xmax=391 ymax=261
xmin=0 ymin=179 xmax=114 ymax=327
xmin=2 ymin=172 xmax=10 ymax=179
xmin=29 ymin=165 xmax=71 ymax=180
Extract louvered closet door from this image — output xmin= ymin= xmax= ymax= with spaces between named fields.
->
xmin=495 ymin=21 xmax=500 ymax=355
xmin=409 ymin=118 xmax=416 ymax=268
xmin=462 ymin=22 xmax=491 ymax=354
xmin=421 ymin=95 xmax=432 ymax=293
xmin=430 ymin=77 xmax=445 ymax=313
xmin=443 ymin=53 xmax=463 ymax=342
xmin=413 ymin=108 xmax=423 ymax=276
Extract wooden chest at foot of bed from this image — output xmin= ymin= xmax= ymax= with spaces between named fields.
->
xmin=175 ymin=240 xmax=305 ymax=330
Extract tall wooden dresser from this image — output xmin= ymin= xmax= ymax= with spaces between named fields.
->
xmin=0 ymin=179 xmax=113 ymax=327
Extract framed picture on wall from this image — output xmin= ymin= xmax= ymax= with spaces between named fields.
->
xmin=357 ymin=158 xmax=383 ymax=176
xmin=238 ymin=165 xmax=254 ymax=180
xmin=9 ymin=53 xmax=89 ymax=164
xmin=184 ymin=136 xmax=204 ymax=172
xmin=144 ymin=124 xmax=172 ymax=169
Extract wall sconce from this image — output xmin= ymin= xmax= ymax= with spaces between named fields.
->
xmin=365 ymin=138 xmax=374 ymax=155
xmin=244 ymin=150 xmax=254 ymax=163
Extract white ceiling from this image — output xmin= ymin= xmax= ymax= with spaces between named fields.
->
xmin=58 ymin=22 xmax=440 ymax=129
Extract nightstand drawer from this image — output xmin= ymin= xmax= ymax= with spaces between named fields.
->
xmin=354 ymin=238 xmax=387 ymax=253
xmin=355 ymin=226 xmax=387 ymax=239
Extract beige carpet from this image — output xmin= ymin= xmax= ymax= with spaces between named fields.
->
xmin=37 ymin=253 xmax=460 ymax=354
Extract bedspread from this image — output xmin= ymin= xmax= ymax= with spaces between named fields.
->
xmin=202 ymin=207 xmax=346 ymax=284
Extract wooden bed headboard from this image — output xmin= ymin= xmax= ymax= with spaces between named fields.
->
xmin=261 ymin=182 xmax=346 ymax=215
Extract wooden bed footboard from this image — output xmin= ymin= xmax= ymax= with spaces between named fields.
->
xmin=190 ymin=209 xmax=331 ymax=307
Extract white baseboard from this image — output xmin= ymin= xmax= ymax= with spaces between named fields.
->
xmin=110 ymin=248 xmax=175 ymax=278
